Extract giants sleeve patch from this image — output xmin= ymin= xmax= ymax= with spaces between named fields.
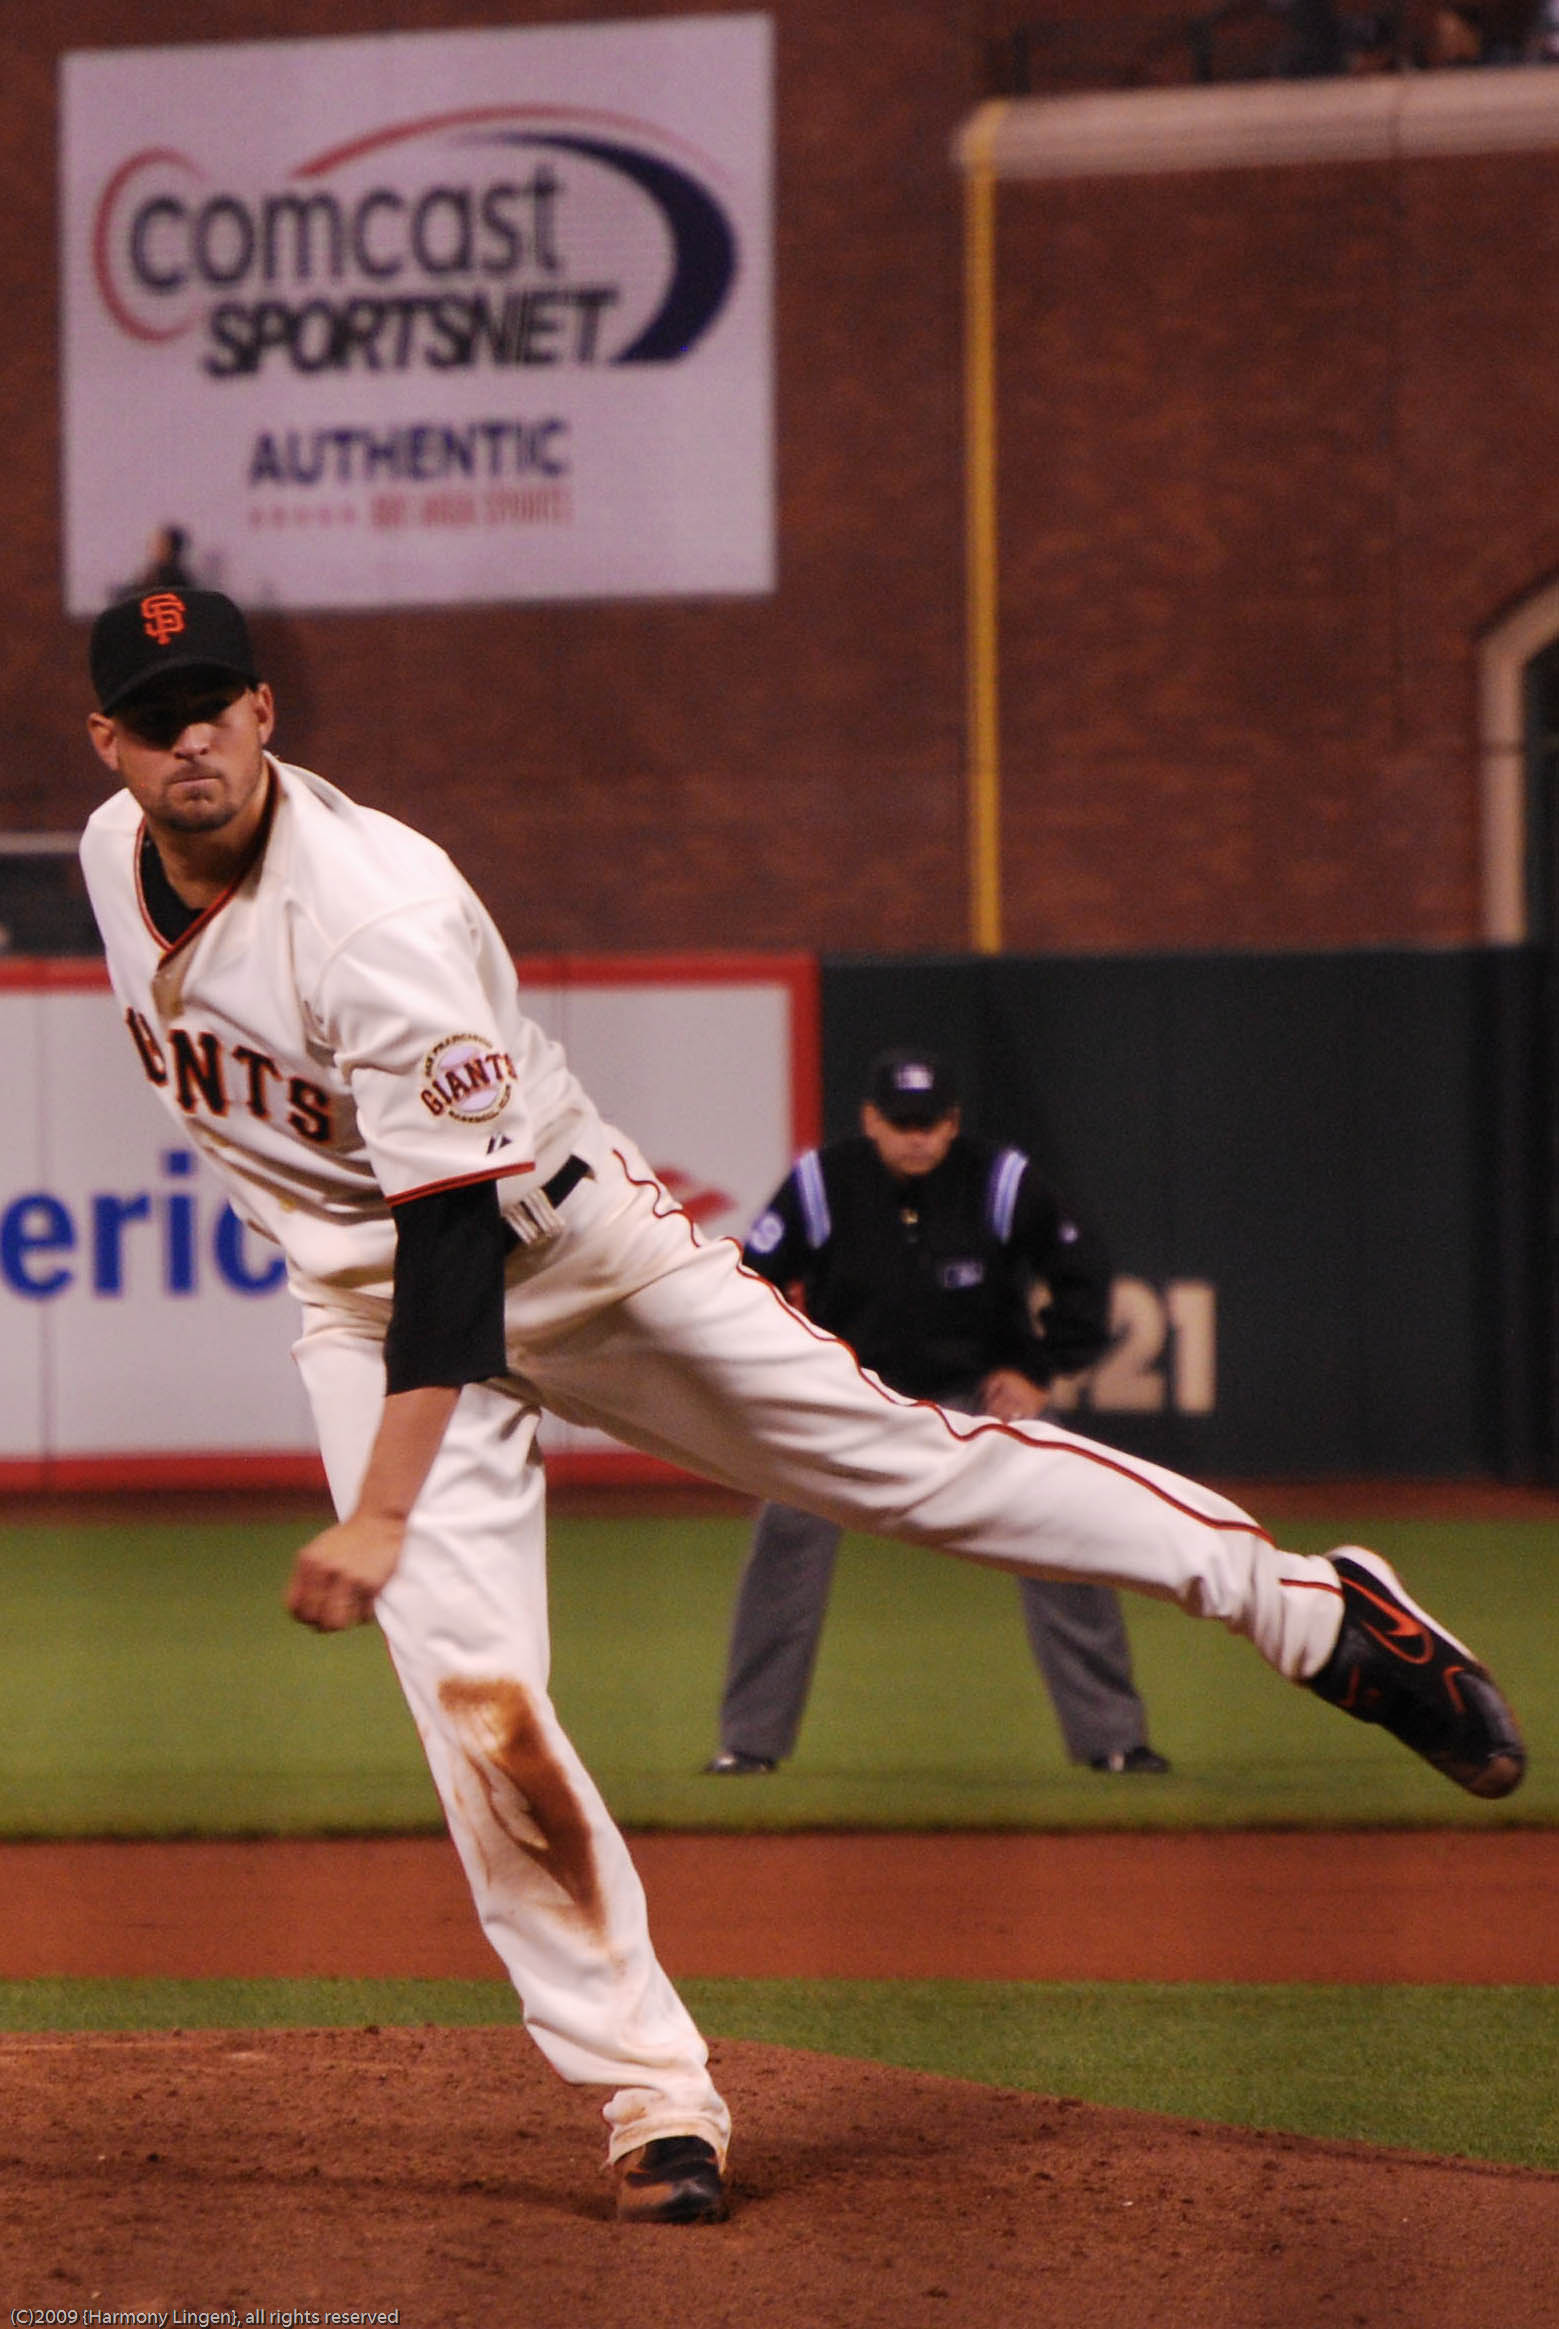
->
xmin=419 ymin=1033 xmax=518 ymax=1123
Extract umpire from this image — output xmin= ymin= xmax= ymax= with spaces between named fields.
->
xmin=705 ymin=1048 xmax=1170 ymax=1778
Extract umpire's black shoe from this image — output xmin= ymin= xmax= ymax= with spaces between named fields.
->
xmin=702 ymin=1749 xmax=777 ymax=1775
xmin=1307 ymin=1547 xmax=1525 ymax=1800
xmin=614 ymin=2135 xmax=729 ymax=2224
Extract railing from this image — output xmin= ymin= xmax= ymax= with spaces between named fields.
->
xmin=985 ymin=3 xmax=1553 ymax=95
xmin=0 ymin=836 xmax=102 ymax=957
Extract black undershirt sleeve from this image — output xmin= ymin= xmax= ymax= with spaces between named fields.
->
xmin=383 ymin=1178 xmax=509 ymax=1394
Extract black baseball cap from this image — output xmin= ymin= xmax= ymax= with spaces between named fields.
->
xmin=866 ymin=1048 xmax=959 ymax=1126
xmin=90 ymin=587 xmax=259 ymax=714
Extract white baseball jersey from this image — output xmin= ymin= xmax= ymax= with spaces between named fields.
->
xmin=80 ymin=756 xmax=595 ymax=1300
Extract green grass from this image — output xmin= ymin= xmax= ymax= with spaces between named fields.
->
xmin=556 ymin=1517 xmax=1558 ymax=1830
xmin=2 ymin=1976 xmax=1554 ymax=2171
xmin=0 ymin=1976 xmax=521 ymax=2030
xmin=1 ymin=1510 xmax=1555 ymax=1831
xmin=681 ymin=1979 xmax=1559 ymax=2171
xmin=0 ymin=1513 xmax=436 ymax=1831
xmin=6 ymin=1510 xmax=1550 ymax=2186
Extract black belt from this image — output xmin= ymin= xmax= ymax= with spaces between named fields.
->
xmin=541 ymin=1154 xmax=593 ymax=1208
xmin=501 ymin=1155 xmax=593 ymax=1257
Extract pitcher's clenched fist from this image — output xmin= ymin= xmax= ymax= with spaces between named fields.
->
xmin=286 ymin=1514 xmax=404 ymax=1632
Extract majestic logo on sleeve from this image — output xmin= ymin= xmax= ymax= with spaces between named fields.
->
xmin=420 ymin=1034 xmax=517 ymax=1123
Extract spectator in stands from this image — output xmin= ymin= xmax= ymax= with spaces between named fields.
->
xmin=111 ymin=524 xmax=198 ymax=604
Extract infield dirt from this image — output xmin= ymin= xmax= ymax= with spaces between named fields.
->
xmin=2 ymin=2023 xmax=1556 ymax=2329
xmin=1 ymin=1827 xmax=1556 ymax=2327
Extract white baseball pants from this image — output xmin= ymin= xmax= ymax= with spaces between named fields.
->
xmin=293 ymin=1131 xmax=1345 ymax=2167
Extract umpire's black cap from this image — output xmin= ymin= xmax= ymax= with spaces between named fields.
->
xmin=90 ymin=587 xmax=259 ymax=713
xmin=866 ymin=1048 xmax=959 ymax=1126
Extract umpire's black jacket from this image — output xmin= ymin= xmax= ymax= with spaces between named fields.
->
xmin=740 ymin=1133 xmax=1113 ymax=1402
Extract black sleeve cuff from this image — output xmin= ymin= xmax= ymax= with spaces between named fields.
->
xmin=384 ymin=1178 xmax=508 ymax=1393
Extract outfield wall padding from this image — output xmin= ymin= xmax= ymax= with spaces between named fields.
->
xmin=819 ymin=948 xmax=1551 ymax=1482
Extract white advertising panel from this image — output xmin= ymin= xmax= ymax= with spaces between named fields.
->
xmin=0 ymin=987 xmax=46 ymax=1459
xmin=0 ymin=957 xmax=814 ymax=1486
xmin=59 ymin=15 xmax=774 ymax=612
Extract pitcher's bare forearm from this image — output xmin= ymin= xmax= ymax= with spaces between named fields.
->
xmin=285 ymin=1383 xmax=461 ymax=1632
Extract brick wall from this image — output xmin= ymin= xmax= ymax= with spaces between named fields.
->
xmin=8 ymin=4 xmax=1559 ymax=955
xmin=992 ymin=143 xmax=1559 ymax=948
xmin=2 ymin=0 xmax=981 ymax=953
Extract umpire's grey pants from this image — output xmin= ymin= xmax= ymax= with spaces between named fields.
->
xmin=717 ymin=1387 xmax=1154 ymax=1767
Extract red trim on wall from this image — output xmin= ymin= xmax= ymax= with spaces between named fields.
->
xmin=0 ymin=1452 xmax=330 ymax=1492
xmin=2 ymin=951 xmax=816 ymax=995
xmin=511 ymin=951 xmax=817 ymax=989
xmin=548 ymin=1450 xmax=708 ymax=1489
xmin=0 ymin=958 xmax=111 ymax=991
xmin=0 ymin=1447 xmax=692 ymax=1493
xmin=787 ymin=954 xmax=823 ymax=1150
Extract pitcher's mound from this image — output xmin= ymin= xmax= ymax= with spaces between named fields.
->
xmin=1 ymin=2026 xmax=1554 ymax=2329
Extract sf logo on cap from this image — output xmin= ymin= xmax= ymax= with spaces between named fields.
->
xmin=140 ymin=591 xmax=187 ymax=646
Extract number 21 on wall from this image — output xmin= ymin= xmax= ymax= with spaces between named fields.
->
xmin=1050 ymin=1279 xmax=1217 ymax=1416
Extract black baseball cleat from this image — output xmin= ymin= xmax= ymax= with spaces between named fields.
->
xmin=614 ymin=2135 xmax=729 ymax=2224
xmin=1307 ymin=1547 xmax=1525 ymax=1800
xmin=702 ymin=1749 xmax=777 ymax=1775
xmin=1089 ymin=1745 xmax=1171 ymax=1775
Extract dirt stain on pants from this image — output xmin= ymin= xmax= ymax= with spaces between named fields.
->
xmin=438 ymin=1675 xmax=606 ymax=1934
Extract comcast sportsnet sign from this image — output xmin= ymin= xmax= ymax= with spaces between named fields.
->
xmin=60 ymin=16 xmax=774 ymax=613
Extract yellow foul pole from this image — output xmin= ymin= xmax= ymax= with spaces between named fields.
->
xmin=963 ymin=101 xmax=1007 ymax=955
